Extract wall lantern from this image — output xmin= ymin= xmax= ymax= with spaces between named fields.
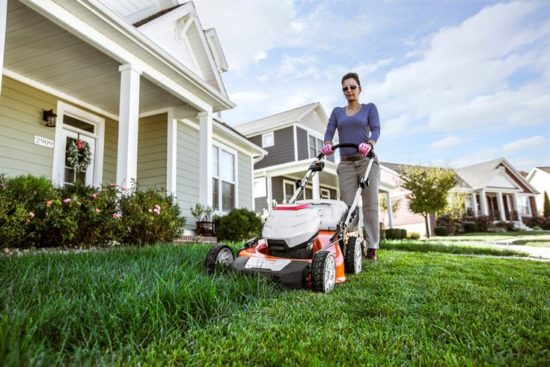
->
xmin=43 ymin=109 xmax=57 ymax=127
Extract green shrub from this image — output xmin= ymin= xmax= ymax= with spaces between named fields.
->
xmin=119 ymin=187 xmax=185 ymax=245
xmin=525 ymin=216 xmax=550 ymax=230
xmin=434 ymin=226 xmax=449 ymax=236
xmin=385 ymin=228 xmax=407 ymax=240
xmin=59 ymin=183 xmax=122 ymax=247
xmin=31 ymin=193 xmax=81 ymax=247
xmin=407 ymin=231 xmax=420 ymax=240
xmin=436 ymin=214 xmax=460 ymax=235
xmin=214 ymin=208 xmax=262 ymax=242
xmin=0 ymin=199 xmax=29 ymax=248
xmin=463 ymin=222 xmax=478 ymax=232
xmin=463 ymin=215 xmax=491 ymax=232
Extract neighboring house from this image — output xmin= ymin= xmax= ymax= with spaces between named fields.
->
xmin=526 ymin=167 xmax=550 ymax=216
xmin=234 ymin=102 xmax=398 ymax=215
xmin=382 ymin=158 xmax=539 ymax=236
xmin=0 ymin=0 xmax=265 ymax=230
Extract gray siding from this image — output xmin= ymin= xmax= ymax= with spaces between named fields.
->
xmin=253 ymin=126 xmax=295 ymax=169
xmin=0 ymin=77 xmax=57 ymax=177
xmin=238 ymin=152 xmax=253 ymax=210
xmin=255 ymin=197 xmax=268 ymax=213
xmin=176 ymin=122 xmax=200 ymax=228
xmin=137 ymin=113 xmax=167 ymax=190
xmin=102 ymin=118 xmax=118 ymax=184
xmin=296 ymin=127 xmax=309 ymax=161
xmin=271 ymin=176 xmax=284 ymax=204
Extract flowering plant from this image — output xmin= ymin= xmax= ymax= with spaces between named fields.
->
xmin=67 ymin=139 xmax=91 ymax=173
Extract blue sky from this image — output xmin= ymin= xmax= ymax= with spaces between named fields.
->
xmin=194 ymin=0 xmax=550 ymax=171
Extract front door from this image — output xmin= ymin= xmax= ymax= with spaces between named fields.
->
xmin=61 ymin=130 xmax=95 ymax=187
xmin=52 ymin=102 xmax=104 ymax=187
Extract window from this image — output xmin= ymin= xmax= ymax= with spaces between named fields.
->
xmin=254 ymin=177 xmax=266 ymax=198
xmin=518 ymin=196 xmax=531 ymax=217
xmin=321 ymin=189 xmax=331 ymax=200
xmin=283 ymin=179 xmax=311 ymax=202
xmin=308 ymin=134 xmax=323 ymax=158
xmin=212 ymin=145 xmax=236 ymax=211
xmin=262 ymin=132 xmax=274 ymax=148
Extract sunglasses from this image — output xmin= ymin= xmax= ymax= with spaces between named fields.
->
xmin=342 ymin=85 xmax=359 ymax=92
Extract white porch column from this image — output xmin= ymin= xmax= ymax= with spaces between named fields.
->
xmin=0 ymin=0 xmax=8 ymax=92
xmin=386 ymin=191 xmax=394 ymax=228
xmin=513 ymin=193 xmax=522 ymax=224
xmin=497 ymin=192 xmax=506 ymax=221
xmin=116 ymin=64 xmax=141 ymax=187
xmin=480 ymin=189 xmax=489 ymax=216
xmin=266 ymin=174 xmax=273 ymax=210
xmin=198 ymin=111 xmax=213 ymax=207
xmin=312 ymin=172 xmax=320 ymax=200
xmin=472 ymin=194 xmax=478 ymax=216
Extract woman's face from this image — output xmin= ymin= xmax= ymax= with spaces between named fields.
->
xmin=342 ymin=78 xmax=361 ymax=102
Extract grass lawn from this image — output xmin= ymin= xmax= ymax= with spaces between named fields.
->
xmin=438 ymin=231 xmax=550 ymax=242
xmin=1 ymin=244 xmax=549 ymax=366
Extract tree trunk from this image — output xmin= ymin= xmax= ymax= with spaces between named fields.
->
xmin=424 ymin=213 xmax=430 ymax=238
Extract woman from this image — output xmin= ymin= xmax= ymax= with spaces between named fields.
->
xmin=322 ymin=72 xmax=381 ymax=260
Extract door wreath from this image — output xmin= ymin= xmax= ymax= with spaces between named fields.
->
xmin=67 ymin=139 xmax=92 ymax=173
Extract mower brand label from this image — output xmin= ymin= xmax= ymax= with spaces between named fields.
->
xmin=245 ymin=257 xmax=291 ymax=271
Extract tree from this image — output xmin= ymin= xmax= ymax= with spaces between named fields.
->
xmin=400 ymin=166 xmax=456 ymax=238
xmin=544 ymin=191 xmax=550 ymax=217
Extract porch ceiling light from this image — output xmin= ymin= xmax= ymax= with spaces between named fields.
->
xmin=43 ymin=109 xmax=57 ymax=127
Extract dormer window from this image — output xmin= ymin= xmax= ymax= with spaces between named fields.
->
xmin=262 ymin=132 xmax=274 ymax=148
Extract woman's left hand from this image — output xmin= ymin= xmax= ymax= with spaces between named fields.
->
xmin=358 ymin=143 xmax=372 ymax=155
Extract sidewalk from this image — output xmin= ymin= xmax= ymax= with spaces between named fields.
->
xmin=489 ymin=235 xmax=550 ymax=260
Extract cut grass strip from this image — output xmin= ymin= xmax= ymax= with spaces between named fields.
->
xmin=381 ymin=239 xmax=529 ymax=257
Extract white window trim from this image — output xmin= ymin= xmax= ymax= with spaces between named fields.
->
xmin=283 ymin=179 xmax=313 ymax=202
xmin=212 ymin=141 xmax=239 ymax=212
xmin=52 ymin=101 xmax=105 ymax=187
xmin=321 ymin=188 xmax=331 ymax=199
xmin=306 ymin=132 xmax=324 ymax=159
xmin=262 ymin=132 xmax=274 ymax=148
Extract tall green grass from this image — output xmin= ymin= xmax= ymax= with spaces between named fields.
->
xmin=0 ymin=245 xmax=277 ymax=365
xmin=381 ymin=239 xmax=529 ymax=256
xmin=1 ymin=245 xmax=549 ymax=366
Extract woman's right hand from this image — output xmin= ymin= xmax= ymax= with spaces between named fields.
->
xmin=321 ymin=144 xmax=333 ymax=156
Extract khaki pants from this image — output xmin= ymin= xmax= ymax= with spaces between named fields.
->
xmin=337 ymin=156 xmax=380 ymax=249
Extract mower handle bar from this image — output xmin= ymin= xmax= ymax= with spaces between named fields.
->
xmin=317 ymin=143 xmax=375 ymax=160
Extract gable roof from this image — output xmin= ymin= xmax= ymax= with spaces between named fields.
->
xmin=456 ymin=158 xmax=537 ymax=193
xmin=235 ymin=102 xmax=325 ymax=136
xmin=133 ymin=2 xmax=228 ymax=96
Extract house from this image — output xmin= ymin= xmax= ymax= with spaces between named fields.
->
xmin=382 ymin=158 xmax=539 ymax=235
xmin=0 ymin=0 xmax=265 ymax=230
xmin=526 ymin=167 xmax=550 ymax=216
xmin=234 ymin=102 xmax=398 ymax=215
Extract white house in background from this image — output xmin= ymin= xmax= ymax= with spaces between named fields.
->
xmin=526 ymin=167 xmax=550 ymax=216
xmin=0 ymin=0 xmax=265 ymax=229
xmin=455 ymin=158 xmax=538 ymax=224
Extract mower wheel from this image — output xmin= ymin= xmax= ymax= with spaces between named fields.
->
xmin=205 ymin=244 xmax=234 ymax=275
xmin=344 ymin=236 xmax=362 ymax=274
xmin=311 ymin=251 xmax=336 ymax=293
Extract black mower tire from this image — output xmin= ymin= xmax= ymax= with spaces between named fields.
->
xmin=205 ymin=243 xmax=234 ymax=275
xmin=311 ymin=251 xmax=336 ymax=293
xmin=344 ymin=236 xmax=363 ymax=274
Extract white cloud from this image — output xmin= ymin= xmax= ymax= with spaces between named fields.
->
xmin=193 ymin=0 xmax=298 ymax=71
xmin=502 ymin=135 xmax=547 ymax=153
xmin=368 ymin=1 xmax=550 ymax=134
xmin=430 ymin=136 xmax=463 ymax=150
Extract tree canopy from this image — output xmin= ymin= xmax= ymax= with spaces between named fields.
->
xmin=400 ymin=165 xmax=456 ymax=237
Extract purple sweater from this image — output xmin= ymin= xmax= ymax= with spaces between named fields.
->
xmin=324 ymin=103 xmax=380 ymax=157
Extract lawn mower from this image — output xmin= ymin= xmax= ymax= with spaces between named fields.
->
xmin=204 ymin=143 xmax=376 ymax=293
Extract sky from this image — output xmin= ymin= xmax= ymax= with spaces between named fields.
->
xmin=193 ymin=0 xmax=550 ymax=171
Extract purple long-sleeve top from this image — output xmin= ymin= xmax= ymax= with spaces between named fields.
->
xmin=323 ymin=103 xmax=380 ymax=157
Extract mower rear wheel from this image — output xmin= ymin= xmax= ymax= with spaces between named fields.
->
xmin=311 ymin=251 xmax=336 ymax=293
xmin=344 ymin=236 xmax=362 ymax=274
xmin=205 ymin=244 xmax=234 ymax=275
